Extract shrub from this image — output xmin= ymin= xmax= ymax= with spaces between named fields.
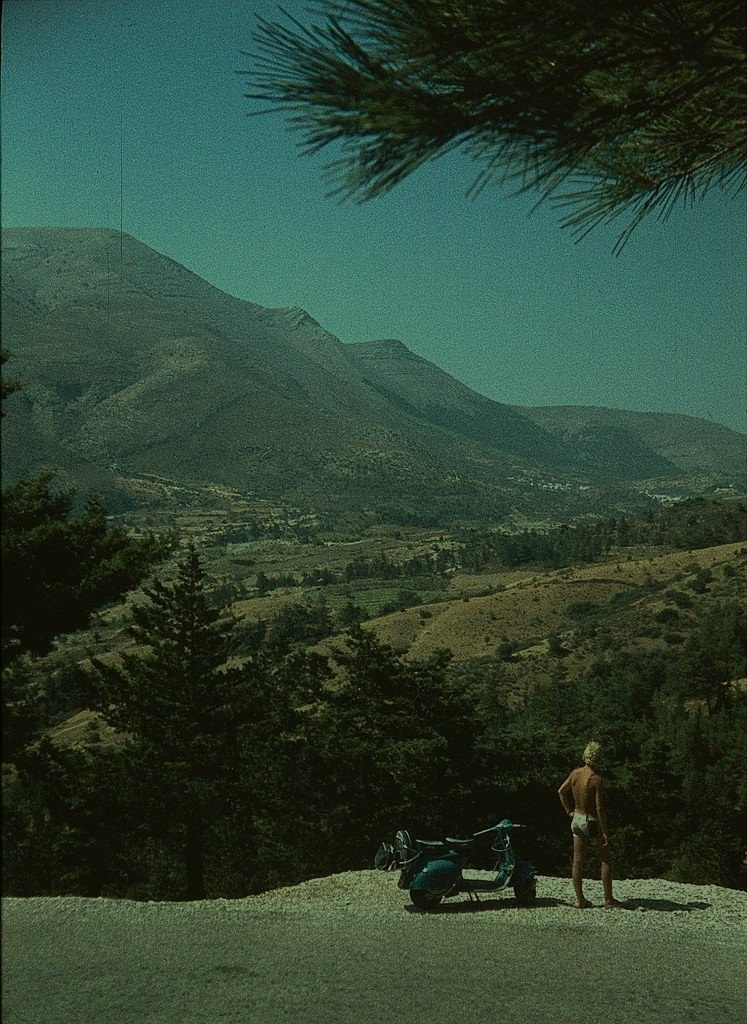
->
xmin=654 ymin=607 xmax=680 ymax=625
xmin=497 ymin=640 xmax=517 ymax=659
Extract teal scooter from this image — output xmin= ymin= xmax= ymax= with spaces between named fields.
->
xmin=375 ymin=819 xmax=537 ymax=910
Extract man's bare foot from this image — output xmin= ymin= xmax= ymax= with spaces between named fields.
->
xmin=575 ymin=898 xmax=594 ymax=908
xmin=604 ymin=898 xmax=624 ymax=909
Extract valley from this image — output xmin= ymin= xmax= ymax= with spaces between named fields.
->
xmin=46 ymin=498 xmax=747 ymax=749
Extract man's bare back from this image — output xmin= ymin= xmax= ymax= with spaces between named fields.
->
xmin=568 ymin=765 xmax=601 ymax=817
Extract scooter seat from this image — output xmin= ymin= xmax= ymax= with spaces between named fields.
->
xmin=445 ymin=837 xmax=475 ymax=849
xmin=415 ymin=839 xmax=449 ymax=849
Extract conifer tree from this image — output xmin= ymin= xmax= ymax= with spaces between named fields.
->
xmin=92 ymin=545 xmax=247 ymax=899
xmin=243 ymin=0 xmax=746 ymax=248
xmin=1 ymin=477 xmax=165 ymax=663
xmin=309 ymin=626 xmax=477 ymax=864
xmin=90 ymin=545 xmax=329 ymax=898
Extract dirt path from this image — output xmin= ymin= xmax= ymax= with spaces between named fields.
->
xmin=3 ymin=877 xmax=746 ymax=1024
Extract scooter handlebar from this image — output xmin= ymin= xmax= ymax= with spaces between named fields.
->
xmin=473 ymin=821 xmax=526 ymax=836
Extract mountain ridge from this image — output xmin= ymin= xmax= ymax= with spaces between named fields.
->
xmin=513 ymin=404 xmax=743 ymax=476
xmin=2 ymin=227 xmax=743 ymax=521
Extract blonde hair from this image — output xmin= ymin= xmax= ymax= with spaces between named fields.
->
xmin=583 ymin=740 xmax=602 ymax=768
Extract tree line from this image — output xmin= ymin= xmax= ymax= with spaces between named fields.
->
xmin=254 ymin=500 xmax=747 ymax=593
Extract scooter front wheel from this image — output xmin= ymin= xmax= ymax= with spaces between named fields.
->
xmin=514 ymin=875 xmax=537 ymax=906
xmin=410 ymin=889 xmax=443 ymax=910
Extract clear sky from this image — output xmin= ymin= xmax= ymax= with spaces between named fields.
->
xmin=2 ymin=0 xmax=746 ymax=432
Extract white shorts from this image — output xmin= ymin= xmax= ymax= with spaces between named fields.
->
xmin=571 ymin=812 xmax=600 ymax=846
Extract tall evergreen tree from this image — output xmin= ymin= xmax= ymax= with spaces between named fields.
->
xmin=243 ymin=0 xmax=746 ymax=248
xmin=308 ymin=626 xmax=477 ymax=866
xmin=91 ymin=545 xmax=246 ymax=898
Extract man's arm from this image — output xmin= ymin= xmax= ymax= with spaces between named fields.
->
xmin=557 ymin=772 xmax=575 ymax=816
xmin=594 ymin=779 xmax=610 ymax=845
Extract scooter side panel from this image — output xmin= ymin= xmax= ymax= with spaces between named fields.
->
xmin=409 ymin=856 xmax=461 ymax=894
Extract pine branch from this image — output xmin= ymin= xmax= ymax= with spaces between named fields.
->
xmin=240 ymin=0 xmax=747 ymax=246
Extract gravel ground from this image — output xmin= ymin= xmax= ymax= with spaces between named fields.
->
xmin=3 ymin=872 xmax=746 ymax=1024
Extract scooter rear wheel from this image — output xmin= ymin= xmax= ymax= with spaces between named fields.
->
xmin=410 ymin=889 xmax=443 ymax=910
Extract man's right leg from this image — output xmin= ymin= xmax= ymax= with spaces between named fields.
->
xmin=572 ymin=837 xmax=591 ymax=907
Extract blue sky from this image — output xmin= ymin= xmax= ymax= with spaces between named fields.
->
xmin=2 ymin=0 xmax=746 ymax=432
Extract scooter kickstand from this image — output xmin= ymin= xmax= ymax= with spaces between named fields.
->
xmin=466 ymin=887 xmax=481 ymax=906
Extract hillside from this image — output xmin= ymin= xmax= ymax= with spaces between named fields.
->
xmin=2 ymin=227 xmax=743 ymax=525
xmin=11 ymin=500 xmax=745 ymax=907
xmin=45 ymin=532 xmax=746 ymax=749
xmin=363 ymin=540 xmax=746 ymax=697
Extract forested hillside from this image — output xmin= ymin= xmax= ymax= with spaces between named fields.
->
xmin=3 ymin=511 xmax=745 ymax=899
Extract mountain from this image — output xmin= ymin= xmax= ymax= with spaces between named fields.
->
xmin=1 ymin=227 xmax=743 ymax=522
xmin=512 ymin=405 xmax=744 ymax=478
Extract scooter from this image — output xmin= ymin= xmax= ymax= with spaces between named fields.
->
xmin=375 ymin=819 xmax=537 ymax=910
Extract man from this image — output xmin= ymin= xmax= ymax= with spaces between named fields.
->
xmin=558 ymin=741 xmax=623 ymax=909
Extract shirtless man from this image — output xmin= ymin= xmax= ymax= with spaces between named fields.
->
xmin=557 ymin=740 xmax=622 ymax=909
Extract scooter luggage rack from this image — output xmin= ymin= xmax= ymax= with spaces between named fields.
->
xmin=413 ymin=837 xmax=475 ymax=854
xmin=395 ymin=837 xmax=445 ymax=874
xmin=444 ymin=837 xmax=476 ymax=850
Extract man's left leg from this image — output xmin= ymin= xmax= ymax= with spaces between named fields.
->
xmin=572 ymin=837 xmax=591 ymax=907
xmin=598 ymin=843 xmax=622 ymax=908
